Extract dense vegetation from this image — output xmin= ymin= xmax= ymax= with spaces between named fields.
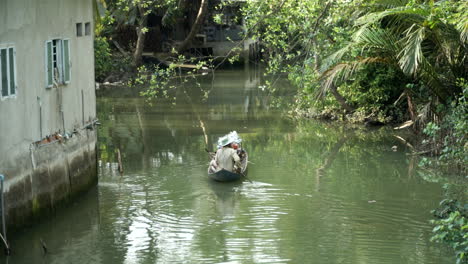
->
xmin=243 ymin=0 xmax=466 ymax=120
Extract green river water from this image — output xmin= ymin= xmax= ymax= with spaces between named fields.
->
xmin=3 ymin=67 xmax=455 ymax=263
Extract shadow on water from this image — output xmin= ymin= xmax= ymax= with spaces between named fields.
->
xmin=2 ymin=187 xmax=101 ymax=264
xmin=207 ymin=180 xmax=243 ymax=218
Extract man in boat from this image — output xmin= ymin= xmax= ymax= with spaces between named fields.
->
xmin=232 ymin=142 xmax=246 ymax=160
xmin=212 ymin=137 xmax=241 ymax=173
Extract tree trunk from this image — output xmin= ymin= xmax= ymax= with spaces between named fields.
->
xmin=314 ymin=43 xmax=354 ymax=113
xmin=329 ymin=83 xmax=355 ymax=113
xmin=406 ymin=92 xmax=416 ymax=121
xmin=133 ymin=6 xmax=148 ymax=67
xmin=176 ymin=0 xmax=208 ymax=53
xmin=312 ymin=39 xmax=320 ymax=73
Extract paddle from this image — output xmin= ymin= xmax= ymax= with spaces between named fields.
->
xmin=240 ymin=172 xmax=252 ymax=183
xmin=205 ymin=148 xmax=214 ymax=154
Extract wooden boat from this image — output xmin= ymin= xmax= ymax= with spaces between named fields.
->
xmin=208 ymin=150 xmax=248 ymax=182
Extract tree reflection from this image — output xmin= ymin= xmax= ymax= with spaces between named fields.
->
xmin=94 ymin=68 xmax=452 ymax=263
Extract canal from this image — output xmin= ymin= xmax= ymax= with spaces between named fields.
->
xmin=3 ymin=67 xmax=454 ymax=263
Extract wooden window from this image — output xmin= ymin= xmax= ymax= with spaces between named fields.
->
xmin=0 ymin=46 xmax=17 ymax=99
xmin=45 ymin=39 xmax=71 ymax=88
xmin=62 ymin=39 xmax=70 ymax=83
xmin=45 ymin=40 xmax=53 ymax=88
xmin=1 ymin=49 xmax=7 ymax=97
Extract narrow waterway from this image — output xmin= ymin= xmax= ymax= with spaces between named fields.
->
xmin=4 ymin=67 xmax=454 ymax=263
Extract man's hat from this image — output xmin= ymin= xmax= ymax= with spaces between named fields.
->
xmin=219 ymin=136 xmax=233 ymax=147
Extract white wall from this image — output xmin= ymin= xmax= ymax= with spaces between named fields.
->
xmin=0 ymin=0 xmax=96 ymax=175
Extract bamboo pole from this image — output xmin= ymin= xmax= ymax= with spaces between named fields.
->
xmin=117 ymin=149 xmax=123 ymax=174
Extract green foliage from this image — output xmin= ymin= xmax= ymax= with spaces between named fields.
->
xmin=422 ymin=80 xmax=468 ymax=173
xmin=94 ymin=36 xmax=113 ymax=82
xmin=439 ymin=82 xmax=468 ymax=169
xmin=431 ymin=199 xmax=468 ymax=264
xmin=134 ymin=55 xmax=210 ymax=103
xmin=114 ymin=0 xmax=176 ymax=14
xmin=242 ymin=0 xmax=466 ymax=124
xmin=213 ymin=13 xmax=223 ymax=24
xmin=423 ymin=121 xmax=440 ymax=138
xmin=95 ymin=10 xmax=116 ymax=37
xmin=94 ymin=33 xmax=133 ymax=82
xmin=324 ymin=0 xmax=466 ymax=104
xmin=339 ymin=64 xmax=408 ymax=119
xmin=136 ymin=64 xmax=177 ymax=102
xmin=242 ymin=0 xmax=360 ymax=111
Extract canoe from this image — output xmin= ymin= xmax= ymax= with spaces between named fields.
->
xmin=208 ymin=150 xmax=248 ymax=182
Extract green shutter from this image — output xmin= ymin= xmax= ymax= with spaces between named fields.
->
xmin=9 ymin=47 xmax=15 ymax=95
xmin=1 ymin=49 xmax=8 ymax=97
xmin=46 ymin=41 xmax=53 ymax=88
xmin=63 ymin=39 xmax=70 ymax=83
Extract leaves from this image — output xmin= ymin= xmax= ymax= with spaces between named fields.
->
xmin=431 ymin=200 xmax=468 ymax=264
xmin=398 ymin=24 xmax=425 ymax=76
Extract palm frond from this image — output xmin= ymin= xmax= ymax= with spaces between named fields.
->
xmin=398 ymin=24 xmax=425 ymax=76
xmin=417 ymin=58 xmax=449 ymax=102
xmin=430 ymin=26 xmax=465 ymax=71
xmin=353 ymin=27 xmax=400 ymax=56
xmin=320 ymin=27 xmax=400 ymax=74
xmin=372 ymin=0 xmax=408 ymax=9
xmin=455 ymin=1 xmax=468 ymax=43
xmin=319 ymin=43 xmax=353 ymax=73
xmin=318 ymin=57 xmax=389 ymax=99
xmin=356 ymin=5 xmax=429 ymax=27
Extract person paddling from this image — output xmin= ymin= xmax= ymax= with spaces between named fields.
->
xmin=213 ymin=137 xmax=241 ymax=173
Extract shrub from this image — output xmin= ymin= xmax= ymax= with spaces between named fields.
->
xmin=422 ymin=80 xmax=468 ymax=173
xmin=94 ymin=36 xmax=113 ymax=82
xmin=431 ymin=199 xmax=468 ymax=264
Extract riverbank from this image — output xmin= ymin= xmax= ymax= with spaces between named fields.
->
xmin=289 ymin=90 xmax=467 ymax=171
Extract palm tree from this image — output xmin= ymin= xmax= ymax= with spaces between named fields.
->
xmin=320 ymin=0 xmax=467 ymax=118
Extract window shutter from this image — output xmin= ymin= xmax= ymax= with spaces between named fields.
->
xmin=8 ymin=47 xmax=16 ymax=95
xmin=55 ymin=40 xmax=63 ymax=84
xmin=63 ymin=39 xmax=70 ymax=84
xmin=45 ymin=41 xmax=53 ymax=88
xmin=1 ymin=49 xmax=8 ymax=97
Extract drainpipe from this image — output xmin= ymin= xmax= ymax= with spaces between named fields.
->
xmin=81 ymin=89 xmax=85 ymax=126
xmin=54 ymin=68 xmax=65 ymax=133
xmin=61 ymin=90 xmax=65 ymax=134
xmin=0 ymin=174 xmax=10 ymax=255
xmin=37 ymin=96 xmax=42 ymax=139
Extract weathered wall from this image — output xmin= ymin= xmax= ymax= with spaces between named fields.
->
xmin=0 ymin=0 xmax=97 ymax=232
xmin=5 ymin=130 xmax=97 ymax=231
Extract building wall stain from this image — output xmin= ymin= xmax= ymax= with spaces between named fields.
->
xmin=3 ymin=130 xmax=97 ymax=234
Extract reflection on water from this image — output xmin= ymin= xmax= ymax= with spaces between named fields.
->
xmin=3 ymin=67 xmax=454 ymax=264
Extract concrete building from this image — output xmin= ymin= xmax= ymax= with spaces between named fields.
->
xmin=0 ymin=0 xmax=97 ymax=232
